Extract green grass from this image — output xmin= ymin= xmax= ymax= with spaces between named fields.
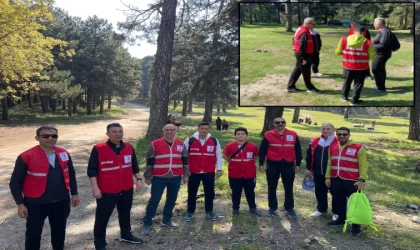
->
xmin=239 ymin=24 xmax=414 ymax=106
xmin=134 ymin=105 xmax=420 ymax=249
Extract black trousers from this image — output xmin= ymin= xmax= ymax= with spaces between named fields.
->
xmin=314 ymin=174 xmax=330 ymax=213
xmin=94 ymin=188 xmax=133 ymax=249
xmin=25 ymin=198 xmax=70 ymax=250
xmin=311 ymin=52 xmax=320 ymax=73
xmin=330 ymin=177 xmax=360 ymax=230
xmin=229 ymin=177 xmax=257 ymax=210
xmin=266 ymin=160 xmax=295 ymax=210
xmin=342 ymin=69 xmax=366 ymax=102
xmin=216 ymin=125 xmax=221 ymax=130
xmin=287 ymin=53 xmax=316 ymax=90
xmin=372 ymin=55 xmax=390 ymax=90
xmin=187 ymin=173 xmax=215 ymax=213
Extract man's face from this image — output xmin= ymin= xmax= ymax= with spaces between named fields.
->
xmin=235 ymin=131 xmax=248 ymax=141
xmin=273 ymin=118 xmax=286 ymax=129
xmin=163 ymin=125 xmax=177 ymax=140
xmin=321 ymin=124 xmax=334 ymax=137
xmin=197 ymin=125 xmax=210 ymax=138
xmin=336 ymin=130 xmax=350 ymax=144
xmin=35 ymin=129 xmax=58 ymax=148
xmin=107 ymin=126 xmax=123 ymax=144
xmin=374 ymin=21 xmax=380 ymax=30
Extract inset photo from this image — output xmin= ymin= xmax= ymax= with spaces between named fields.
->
xmin=239 ymin=2 xmax=414 ymax=106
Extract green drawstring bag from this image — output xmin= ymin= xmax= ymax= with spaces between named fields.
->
xmin=343 ymin=190 xmax=378 ymax=232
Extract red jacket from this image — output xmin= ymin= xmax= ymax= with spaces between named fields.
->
xmin=152 ymin=138 xmax=184 ymax=176
xmin=96 ymin=141 xmax=134 ymax=194
xmin=293 ymin=25 xmax=314 ymax=54
xmin=264 ymin=129 xmax=297 ymax=162
xmin=329 ymin=143 xmax=364 ymax=181
xmin=341 ymin=36 xmax=371 ymax=70
xmin=188 ymin=137 xmax=217 ymax=173
xmin=224 ymin=141 xmax=258 ymax=178
xmin=21 ymin=145 xmax=70 ymax=198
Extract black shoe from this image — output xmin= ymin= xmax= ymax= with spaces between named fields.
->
xmin=350 ymin=100 xmax=363 ymax=106
xmin=249 ymin=208 xmax=263 ymax=216
xmin=327 ymin=220 xmax=345 ymax=227
xmin=306 ymin=88 xmax=321 ymax=93
xmin=119 ymin=234 xmax=143 ymax=244
xmin=352 ymin=226 xmax=362 ymax=236
xmin=232 ymin=209 xmax=239 ymax=217
xmin=340 ymin=96 xmax=348 ymax=102
xmin=286 ymin=88 xmax=302 ymax=93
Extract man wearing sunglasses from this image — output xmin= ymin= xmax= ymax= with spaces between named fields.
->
xmin=325 ymin=127 xmax=368 ymax=236
xmin=259 ymin=118 xmax=302 ymax=218
xmin=9 ymin=125 xmax=79 ymax=250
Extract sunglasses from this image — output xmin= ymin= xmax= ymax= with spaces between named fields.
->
xmin=336 ymin=133 xmax=349 ymax=137
xmin=40 ymin=134 xmax=58 ymax=139
xmin=275 ymin=121 xmax=286 ymax=124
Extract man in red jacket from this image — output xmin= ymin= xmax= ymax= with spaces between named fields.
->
xmin=223 ymin=127 xmax=263 ymax=217
xmin=9 ymin=125 xmax=79 ymax=250
xmin=88 ymin=123 xmax=143 ymax=250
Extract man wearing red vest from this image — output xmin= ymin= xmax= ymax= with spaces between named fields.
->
xmin=88 ymin=123 xmax=143 ymax=249
xmin=142 ymin=124 xmax=189 ymax=236
xmin=348 ymin=20 xmax=373 ymax=80
xmin=223 ymin=127 xmax=263 ymax=217
xmin=287 ymin=17 xmax=321 ymax=93
xmin=325 ymin=127 xmax=368 ymax=236
xmin=9 ymin=125 xmax=79 ymax=250
xmin=259 ymin=117 xmax=302 ymax=218
xmin=336 ymin=25 xmax=375 ymax=106
xmin=184 ymin=122 xmax=222 ymax=222
xmin=305 ymin=123 xmax=338 ymax=219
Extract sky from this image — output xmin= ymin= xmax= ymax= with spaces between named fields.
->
xmin=54 ymin=0 xmax=157 ymax=59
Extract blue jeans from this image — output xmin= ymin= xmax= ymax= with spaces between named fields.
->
xmin=143 ymin=176 xmax=182 ymax=226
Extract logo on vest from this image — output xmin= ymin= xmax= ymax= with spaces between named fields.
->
xmin=124 ymin=155 xmax=132 ymax=164
xmin=345 ymin=148 xmax=356 ymax=156
xmin=101 ymin=161 xmax=114 ymax=164
xmin=286 ymin=135 xmax=294 ymax=142
xmin=247 ymin=152 xmax=253 ymax=159
xmin=207 ymin=146 xmax=214 ymax=152
xmin=177 ymin=145 xmax=183 ymax=152
xmin=59 ymin=152 xmax=69 ymax=161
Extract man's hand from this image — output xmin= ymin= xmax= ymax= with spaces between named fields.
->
xmin=305 ymin=170 xmax=313 ymax=177
xmin=294 ymin=166 xmax=301 ymax=173
xmin=18 ymin=204 xmax=28 ymax=218
xmin=135 ymin=180 xmax=143 ymax=192
xmin=92 ymin=186 xmax=102 ymax=199
xmin=325 ymin=179 xmax=331 ymax=188
xmin=215 ymin=170 xmax=222 ymax=179
xmin=354 ymin=181 xmax=365 ymax=190
xmin=71 ymin=195 xmax=80 ymax=207
xmin=145 ymin=179 xmax=151 ymax=185
xmin=302 ymin=59 xmax=307 ymax=65
xmin=259 ymin=165 xmax=265 ymax=173
xmin=183 ymin=177 xmax=189 ymax=184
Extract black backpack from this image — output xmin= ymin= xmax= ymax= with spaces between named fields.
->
xmin=188 ymin=137 xmax=217 ymax=152
xmin=389 ymin=31 xmax=400 ymax=52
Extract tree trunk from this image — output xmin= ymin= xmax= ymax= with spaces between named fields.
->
xmin=188 ymin=96 xmax=193 ymax=112
xmin=285 ymin=1 xmax=293 ymax=32
xmin=87 ymin=87 xmax=93 ymax=115
xmin=182 ymin=95 xmax=188 ymax=116
xmin=259 ymin=4 xmax=262 ymax=23
xmin=408 ymin=108 xmax=419 ymax=140
xmin=306 ymin=3 xmax=310 ymax=17
xmin=67 ymin=98 xmax=73 ymax=117
xmin=408 ymin=4 xmax=419 ymax=140
xmin=292 ymin=107 xmax=300 ymax=123
xmin=108 ymin=95 xmax=112 ymax=109
xmin=100 ymin=93 xmax=105 ymax=115
xmin=73 ymin=97 xmax=77 ymax=113
xmin=260 ymin=107 xmax=284 ymax=136
xmin=28 ymin=90 xmax=32 ymax=108
xmin=173 ymin=98 xmax=178 ymax=110
xmin=51 ymin=99 xmax=57 ymax=112
xmin=145 ymin=0 xmax=177 ymax=140
xmin=62 ymin=99 xmax=66 ymax=110
xmin=1 ymin=96 xmax=9 ymax=120
xmin=92 ymin=92 xmax=96 ymax=110
xmin=33 ymin=94 xmax=38 ymax=103
xmin=297 ymin=3 xmax=302 ymax=26
xmin=40 ymin=96 xmax=48 ymax=114
xmin=344 ymin=108 xmax=349 ymax=119
xmin=249 ymin=3 xmax=253 ymax=24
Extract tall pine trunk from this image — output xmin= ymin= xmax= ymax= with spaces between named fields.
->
xmin=182 ymin=95 xmax=188 ymax=116
xmin=108 ymin=95 xmax=112 ymax=109
xmin=261 ymin=107 xmax=284 ymax=136
xmin=87 ymin=87 xmax=93 ymax=115
xmin=1 ymin=96 xmax=9 ymax=120
xmin=100 ymin=93 xmax=105 ymax=114
xmin=67 ymin=98 xmax=73 ymax=117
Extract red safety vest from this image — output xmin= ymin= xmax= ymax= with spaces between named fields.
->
xmin=96 ymin=142 xmax=134 ymax=194
xmin=224 ymin=141 xmax=258 ymax=179
xmin=152 ymin=138 xmax=184 ymax=176
xmin=188 ymin=137 xmax=217 ymax=173
xmin=310 ymin=136 xmax=339 ymax=172
xmin=293 ymin=25 xmax=314 ymax=54
xmin=341 ymin=36 xmax=371 ymax=70
xmin=264 ymin=129 xmax=297 ymax=162
xmin=21 ymin=145 xmax=70 ymax=198
xmin=348 ymin=27 xmax=368 ymax=38
xmin=329 ymin=143 xmax=364 ymax=181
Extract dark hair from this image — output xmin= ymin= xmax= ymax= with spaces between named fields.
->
xmin=198 ymin=122 xmax=210 ymax=127
xmin=234 ymin=127 xmax=248 ymax=136
xmin=336 ymin=127 xmax=350 ymax=134
xmin=354 ymin=25 xmax=363 ymax=33
xmin=107 ymin=123 xmax=123 ymax=132
xmin=36 ymin=125 xmax=58 ymax=136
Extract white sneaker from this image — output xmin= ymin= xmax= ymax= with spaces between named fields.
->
xmin=313 ymin=73 xmax=323 ymax=77
xmin=332 ymin=214 xmax=339 ymax=221
xmin=311 ymin=211 xmax=323 ymax=217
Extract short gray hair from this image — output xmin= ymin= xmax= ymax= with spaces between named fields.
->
xmin=374 ymin=18 xmax=386 ymax=26
xmin=304 ymin=17 xmax=315 ymax=24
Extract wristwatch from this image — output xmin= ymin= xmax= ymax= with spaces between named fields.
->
xmin=136 ymin=177 xmax=143 ymax=181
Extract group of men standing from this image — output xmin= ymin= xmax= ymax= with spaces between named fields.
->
xmin=287 ymin=17 xmax=397 ymax=105
xmin=9 ymin=119 xmax=369 ymax=249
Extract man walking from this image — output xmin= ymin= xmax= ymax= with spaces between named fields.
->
xmin=142 ymin=124 xmax=189 ymax=235
xmin=286 ymin=17 xmax=321 ymax=93
xmin=325 ymin=127 xmax=368 ymax=236
xmin=372 ymin=17 xmax=392 ymax=93
xmin=88 ymin=123 xmax=143 ymax=249
xmin=259 ymin=117 xmax=302 ymax=218
xmin=305 ymin=123 xmax=338 ymax=218
xmin=336 ymin=26 xmax=375 ymax=106
xmin=9 ymin=125 xmax=79 ymax=250
xmin=184 ymin=122 xmax=222 ymax=221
